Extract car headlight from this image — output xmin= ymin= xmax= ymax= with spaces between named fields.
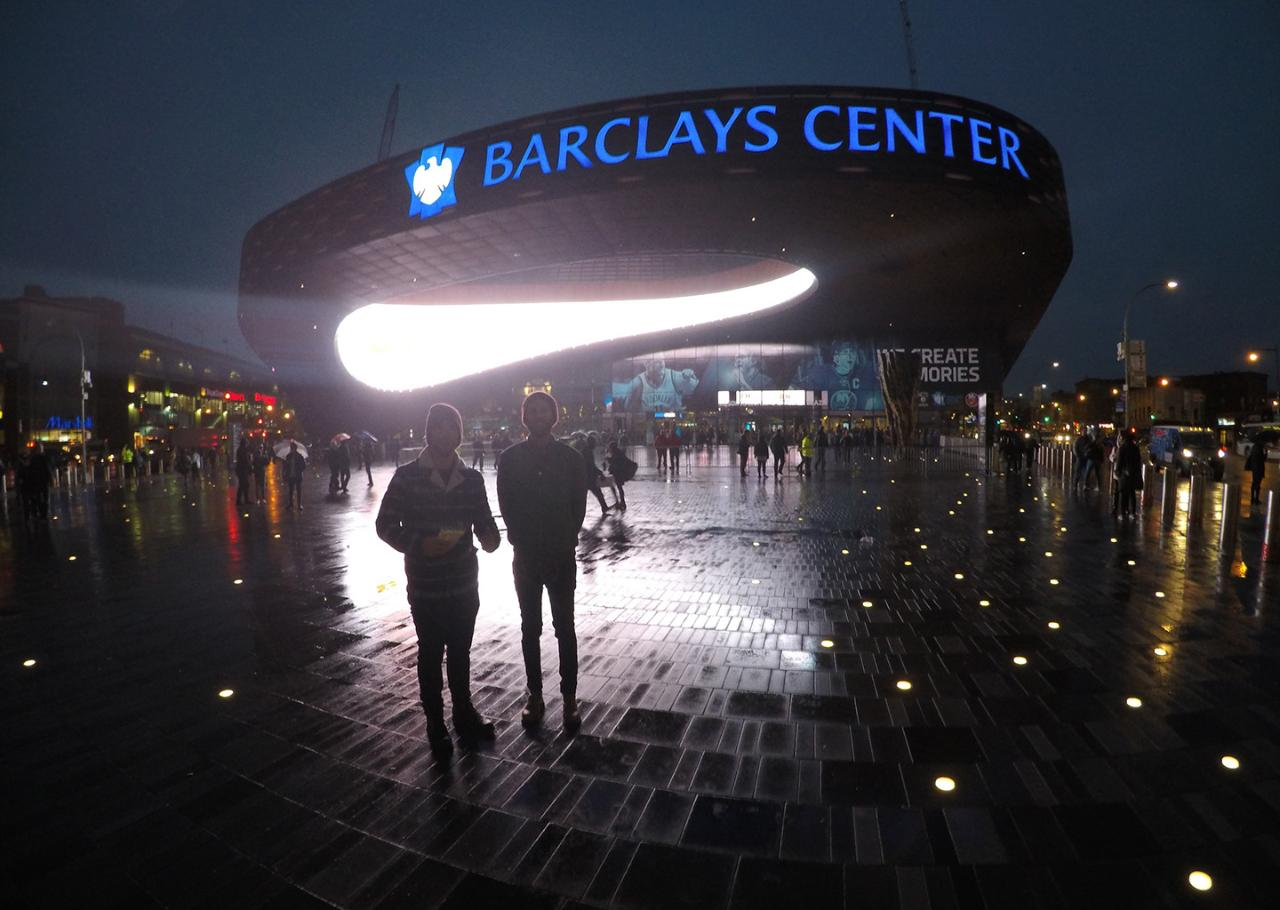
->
xmin=1218 ymin=449 xmax=1227 ymax=458
xmin=1182 ymin=448 xmax=1193 ymax=458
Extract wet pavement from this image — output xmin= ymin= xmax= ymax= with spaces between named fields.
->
xmin=2 ymin=448 xmax=1279 ymax=909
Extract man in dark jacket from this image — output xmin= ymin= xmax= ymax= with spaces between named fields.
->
xmin=497 ymin=392 xmax=587 ymax=732
xmin=376 ymin=403 xmax=500 ymax=757
xmin=282 ymin=443 xmax=306 ymax=510
xmin=769 ymin=428 xmax=788 ymax=478
xmin=1246 ymin=438 xmax=1271 ymax=504
xmin=234 ymin=438 xmax=253 ymax=508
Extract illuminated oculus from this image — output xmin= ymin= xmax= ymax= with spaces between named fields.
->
xmin=337 ymin=267 xmax=817 ymax=391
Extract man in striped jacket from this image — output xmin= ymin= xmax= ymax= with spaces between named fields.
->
xmin=376 ymin=403 xmax=500 ymax=758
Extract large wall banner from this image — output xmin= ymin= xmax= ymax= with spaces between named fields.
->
xmin=610 ymin=341 xmax=992 ymax=412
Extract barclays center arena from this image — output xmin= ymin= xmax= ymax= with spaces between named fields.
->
xmin=237 ymin=85 xmax=1071 ymax=440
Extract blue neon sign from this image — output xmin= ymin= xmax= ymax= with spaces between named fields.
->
xmin=408 ymin=100 xmax=1032 ymax=218
xmin=405 ymin=143 xmax=464 ymax=219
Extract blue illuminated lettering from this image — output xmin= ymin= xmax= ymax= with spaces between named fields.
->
xmin=848 ymin=107 xmax=880 ymax=151
xmin=968 ymin=118 xmax=997 ymax=165
xmin=998 ymin=126 xmax=1028 ymax=178
xmin=557 ymin=125 xmax=593 ymax=171
xmin=927 ymin=112 xmax=964 ymax=158
xmin=661 ymin=110 xmax=706 ymax=156
xmin=596 ymin=117 xmax=631 ymax=164
xmin=803 ymin=105 xmax=842 ymax=151
xmin=744 ymin=104 xmax=777 ymax=152
xmin=885 ymin=108 xmax=926 ymax=154
xmin=635 ymin=116 xmax=664 ymax=159
xmin=515 ymin=134 xmax=552 ymax=179
xmin=484 ymin=141 xmax=514 ymax=186
xmin=702 ymin=107 xmax=742 ymax=152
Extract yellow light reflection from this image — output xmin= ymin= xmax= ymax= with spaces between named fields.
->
xmin=1155 ymin=591 xmax=1166 ymax=598
xmin=896 ymin=680 xmax=913 ymax=691
xmin=820 ymin=640 xmax=834 ymax=648
xmin=934 ymin=776 xmax=956 ymax=792
xmin=1125 ymin=696 xmax=1143 ymax=708
xmin=1012 ymin=655 xmax=1028 ymax=666
xmin=22 ymin=659 xmax=37 ymax=668
xmin=904 ymin=560 xmax=913 ymax=566
xmin=1220 ymin=755 xmax=1240 ymax=770
xmin=861 ymin=600 xmax=873 ymax=608
xmin=218 ymin=688 xmax=234 ymax=698
xmin=68 ymin=555 xmax=77 ymax=561
xmin=233 ymin=579 xmax=243 ymax=585
xmin=841 ymin=548 xmax=849 ymax=555
xmin=979 ymin=599 xmax=991 ymax=607
xmin=1049 ymin=579 xmax=1060 ymax=585
xmin=1047 ymin=621 xmax=1061 ymax=630
xmin=954 ymin=572 xmax=964 ymax=580
xmin=1153 ymin=646 xmax=1169 ymax=657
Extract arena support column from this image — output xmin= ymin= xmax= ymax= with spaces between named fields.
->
xmin=877 ymin=348 xmax=922 ymax=450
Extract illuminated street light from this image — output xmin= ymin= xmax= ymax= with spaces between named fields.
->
xmin=1121 ymin=278 xmax=1179 ymax=428
xmin=1245 ymin=345 xmax=1279 ymax=393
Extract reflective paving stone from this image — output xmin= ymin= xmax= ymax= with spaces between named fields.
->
xmin=4 ymin=450 xmax=1279 ymax=907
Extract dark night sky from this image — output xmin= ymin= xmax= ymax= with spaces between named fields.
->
xmin=3 ymin=1 xmax=1277 ymax=392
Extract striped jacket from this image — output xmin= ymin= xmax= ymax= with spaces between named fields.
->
xmin=375 ymin=455 xmax=499 ymax=606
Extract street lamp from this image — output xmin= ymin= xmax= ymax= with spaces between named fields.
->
xmin=1246 ymin=346 xmax=1279 ymax=397
xmin=1121 ymin=279 xmax=1179 ymax=430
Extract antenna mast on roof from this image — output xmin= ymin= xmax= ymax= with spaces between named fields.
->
xmin=897 ymin=0 xmax=920 ymax=90
xmin=377 ymin=83 xmax=400 ymax=162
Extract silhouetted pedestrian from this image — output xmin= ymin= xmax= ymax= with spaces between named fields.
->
xmin=770 ymin=428 xmax=788 ymax=478
xmin=252 ymin=443 xmax=269 ymax=503
xmin=234 ymin=438 xmax=252 ymax=508
xmin=376 ymin=403 xmax=501 ymax=757
xmin=497 ymin=392 xmax=587 ymax=733
xmin=283 ymin=443 xmax=306 ymax=510
xmin=1246 ymin=438 xmax=1270 ymax=504
xmin=605 ymin=440 xmax=634 ymax=511
xmin=361 ymin=439 xmax=375 ymax=486
xmin=754 ymin=430 xmax=769 ymax=478
xmin=1116 ymin=431 xmax=1143 ymax=518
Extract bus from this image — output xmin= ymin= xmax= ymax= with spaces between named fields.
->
xmin=1234 ymin=422 xmax=1280 ymax=461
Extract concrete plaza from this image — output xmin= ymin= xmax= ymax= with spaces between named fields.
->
xmin=2 ymin=447 xmax=1278 ymax=909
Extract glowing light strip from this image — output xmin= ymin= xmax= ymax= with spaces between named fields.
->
xmin=335 ymin=266 xmax=816 ymax=391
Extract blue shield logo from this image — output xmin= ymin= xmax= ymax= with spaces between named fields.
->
xmin=405 ymin=144 xmax=464 ymax=219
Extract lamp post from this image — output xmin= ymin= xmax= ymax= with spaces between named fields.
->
xmin=1246 ymin=346 xmax=1279 ymax=400
xmin=1121 ymin=279 xmax=1178 ymax=431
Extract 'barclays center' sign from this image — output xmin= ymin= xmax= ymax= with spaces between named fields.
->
xmin=406 ymin=98 xmax=1035 ymax=220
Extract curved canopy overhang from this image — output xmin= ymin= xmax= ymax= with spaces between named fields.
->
xmin=239 ymin=85 xmax=1072 ymax=393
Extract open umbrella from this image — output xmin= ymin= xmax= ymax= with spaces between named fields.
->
xmin=353 ymin=430 xmax=378 ymax=443
xmin=274 ymin=439 xmax=308 ymax=459
xmin=331 ymin=432 xmax=352 ymax=445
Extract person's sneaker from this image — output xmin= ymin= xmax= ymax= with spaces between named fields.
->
xmin=521 ymin=694 xmax=545 ymax=728
xmin=563 ymin=699 xmax=582 ymax=733
xmin=426 ymin=721 xmax=453 ymax=758
xmin=453 ymin=708 xmax=495 ymax=742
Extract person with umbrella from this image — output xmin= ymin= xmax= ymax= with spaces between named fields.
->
xmin=376 ymin=403 xmax=501 ymax=757
xmin=276 ymin=440 xmax=308 ymax=510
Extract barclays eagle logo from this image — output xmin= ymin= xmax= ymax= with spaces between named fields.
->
xmin=405 ymin=144 xmax=464 ymax=219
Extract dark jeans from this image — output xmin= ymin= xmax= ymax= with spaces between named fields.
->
xmin=738 ymin=451 xmax=749 ymax=475
xmin=1252 ymin=471 xmax=1264 ymax=503
xmin=815 ymin=447 xmax=826 ymax=469
xmin=1118 ymin=478 xmax=1138 ymax=515
xmin=286 ymin=479 xmax=302 ymax=507
xmin=235 ymin=472 xmax=252 ymax=505
xmin=409 ymin=596 xmax=480 ymax=722
xmin=756 ymin=457 xmax=767 ymax=478
xmin=773 ymin=454 xmax=785 ymax=476
xmin=514 ymin=549 xmax=578 ymax=700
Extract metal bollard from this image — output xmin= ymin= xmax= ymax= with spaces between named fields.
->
xmin=1264 ymin=490 xmax=1280 ymax=564
xmin=1141 ymin=463 xmax=1155 ymax=507
xmin=1188 ymin=471 xmax=1207 ymax=527
xmin=1064 ymin=448 xmax=1074 ymax=485
xmin=1219 ymin=483 xmax=1240 ymax=558
xmin=1161 ymin=468 xmax=1179 ymax=524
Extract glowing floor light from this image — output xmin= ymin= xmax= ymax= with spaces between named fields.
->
xmin=337 ymin=267 xmax=818 ymax=391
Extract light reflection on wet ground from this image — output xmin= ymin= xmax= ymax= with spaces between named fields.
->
xmin=2 ymin=448 xmax=1278 ymax=908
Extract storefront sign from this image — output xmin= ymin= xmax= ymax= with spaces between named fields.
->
xmin=46 ymin=416 xmax=92 ymax=429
